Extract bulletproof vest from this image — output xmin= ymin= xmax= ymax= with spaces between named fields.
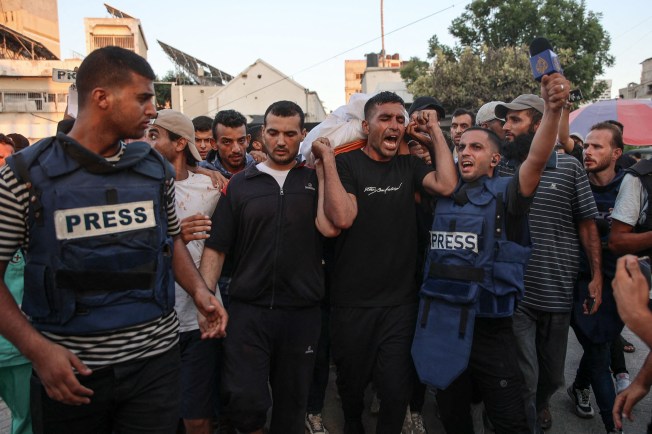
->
xmin=580 ymin=170 xmax=624 ymax=279
xmin=412 ymin=176 xmax=531 ymax=389
xmin=626 ymin=159 xmax=652 ymax=237
xmin=6 ymin=135 xmax=175 ymax=335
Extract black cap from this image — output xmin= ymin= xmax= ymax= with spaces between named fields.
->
xmin=408 ymin=96 xmax=446 ymax=120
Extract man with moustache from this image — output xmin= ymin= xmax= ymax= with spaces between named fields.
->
xmin=565 ymin=122 xmax=625 ymax=434
xmin=450 ymin=108 xmax=476 ymax=149
xmin=496 ymin=95 xmax=601 ymax=432
xmin=192 ymin=115 xmax=214 ymax=160
xmin=321 ymin=91 xmax=458 ymax=434
xmin=199 ymin=101 xmax=341 ymax=434
xmin=201 ymin=109 xmax=255 ymax=179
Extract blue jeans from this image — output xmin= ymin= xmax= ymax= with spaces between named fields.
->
xmin=512 ymin=305 xmax=570 ymax=433
xmin=573 ymin=329 xmax=616 ymax=431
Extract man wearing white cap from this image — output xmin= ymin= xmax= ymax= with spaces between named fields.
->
xmin=147 ymin=109 xmax=222 ymax=434
xmin=475 ymin=101 xmax=505 ymax=140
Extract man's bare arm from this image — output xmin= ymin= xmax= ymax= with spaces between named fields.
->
xmin=609 ymin=219 xmax=652 ymax=255
xmin=519 ymin=73 xmax=570 ymax=197
xmin=311 ymin=138 xmax=358 ymax=229
xmin=418 ymin=110 xmax=457 ymax=196
xmin=0 ymin=261 xmax=94 ymax=405
xmin=577 ymin=218 xmax=603 ymax=314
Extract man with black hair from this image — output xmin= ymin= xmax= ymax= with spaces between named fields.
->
xmin=321 ymin=91 xmax=457 ymax=434
xmin=0 ymin=134 xmax=15 ymax=167
xmin=450 ymin=108 xmax=476 ymax=148
xmin=200 ymin=101 xmax=341 ymax=434
xmin=192 ymin=115 xmax=214 ymax=160
xmin=0 ymin=46 xmax=227 ymax=433
xmin=201 ymin=109 xmax=255 ymax=178
xmin=419 ymin=73 xmax=569 ymax=434
xmin=496 ymin=93 xmax=601 ymax=432
xmin=247 ymin=124 xmax=267 ymax=163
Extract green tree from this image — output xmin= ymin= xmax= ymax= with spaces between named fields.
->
xmin=408 ymin=45 xmax=539 ymax=113
xmin=400 ymin=57 xmax=429 ymax=87
xmin=448 ymin=0 xmax=613 ymax=100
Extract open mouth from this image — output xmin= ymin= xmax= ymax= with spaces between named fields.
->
xmin=384 ymin=135 xmax=399 ymax=147
xmin=460 ymin=160 xmax=473 ymax=168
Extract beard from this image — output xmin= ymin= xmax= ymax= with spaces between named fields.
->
xmin=502 ymin=133 xmax=535 ymax=164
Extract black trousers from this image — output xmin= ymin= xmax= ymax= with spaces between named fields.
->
xmin=331 ymin=303 xmax=417 ymax=434
xmin=31 ymin=344 xmax=180 ymax=434
xmin=436 ymin=317 xmax=530 ymax=434
xmin=221 ymin=302 xmax=321 ymax=434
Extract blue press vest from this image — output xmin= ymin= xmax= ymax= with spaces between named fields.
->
xmin=6 ymin=136 xmax=175 ymax=335
xmin=412 ymin=176 xmax=531 ymax=389
xmin=423 ymin=176 xmax=531 ymax=317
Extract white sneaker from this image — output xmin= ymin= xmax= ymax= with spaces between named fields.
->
xmin=305 ymin=413 xmax=328 ymax=434
xmin=615 ymin=373 xmax=631 ymax=394
xmin=411 ymin=411 xmax=427 ymax=434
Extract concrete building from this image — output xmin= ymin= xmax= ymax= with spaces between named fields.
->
xmin=595 ymin=79 xmax=612 ymax=101
xmin=619 ymin=58 xmax=652 ymax=99
xmin=344 ymin=53 xmax=411 ymax=103
xmin=0 ymin=58 xmax=81 ymax=140
xmin=0 ymin=0 xmax=60 ymax=58
xmin=204 ymin=58 xmax=327 ymax=123
xmin=84 ymin=5 xmax=148 ymax=58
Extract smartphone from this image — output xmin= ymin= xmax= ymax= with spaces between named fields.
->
xmin=569 ymin=88 xmax=583 ymax=103
xmin=638 ymin=256 xmax=652 ymax=298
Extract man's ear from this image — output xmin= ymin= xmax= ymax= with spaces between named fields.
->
xmin=613 ymin=147 xmax=623 ymax=161
xmin=93 ymin=87 xmax=110 ymax=110
xmin=176 ymin=137 xmax=188 ymax=152
xmin=490 ymin=153 xmax=501 ymax=167
xmin=301 ymin=128 xmax=307 ymax=141
xmin=362 ymin=120 xmax=369 ymax=135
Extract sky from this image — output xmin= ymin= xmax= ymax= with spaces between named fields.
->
xmin=57 ymin=0 xmax=652 ymax=113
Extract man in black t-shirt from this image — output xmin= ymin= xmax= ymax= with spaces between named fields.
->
xmin=316 ymin=91 xmax=457 ymax=434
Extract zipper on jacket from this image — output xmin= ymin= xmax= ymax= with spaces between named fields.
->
xmin=270 ymin=186 xmax=284 ymax=309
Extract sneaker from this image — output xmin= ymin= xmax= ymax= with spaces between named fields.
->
xmin=411 ymin=411 xmax=427 ymax=434
xmin=537 ymin=405 xmax=553 ymax=430
xmin=567 ymin=385 xmax=595 ymax=418
xmin=305 ymin=413 xmax=329 ymax=434
xmin=615 ymin=373 xmax=631 ymax=394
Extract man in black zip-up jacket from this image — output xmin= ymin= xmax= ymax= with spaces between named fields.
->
xmin=200 ymin=101 xmax=341 ymax=434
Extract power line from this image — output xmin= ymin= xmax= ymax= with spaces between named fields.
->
xmin=183 ymin=4 xmax=459 ymax=115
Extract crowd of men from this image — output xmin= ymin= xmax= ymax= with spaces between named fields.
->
xmin=1 ymin=45 xmax=652 ymax=434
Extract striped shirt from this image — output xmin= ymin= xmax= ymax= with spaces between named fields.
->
xmin=0 ymin=140 xmax=181 ymax=366
xmin=498 ymin=153 xmax=598 ymax=312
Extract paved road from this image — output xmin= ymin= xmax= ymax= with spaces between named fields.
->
xmin=2 ymin=327 xmax=650 ymax=434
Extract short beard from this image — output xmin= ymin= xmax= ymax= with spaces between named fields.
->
xmin=502 ymin=133 xmax=534 ymax=164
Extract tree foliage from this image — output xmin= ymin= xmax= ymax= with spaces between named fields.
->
xmin=448 ymin=0 xmax=613 ymax=100
xmin=400 ymin=57 xmax=430 ymax=87
xmin=407 ymin=45 xmax=539 ymax=114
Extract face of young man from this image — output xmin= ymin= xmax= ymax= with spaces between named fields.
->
xmin=214 ymin=124 xmax=249 ymax=173
xmin=110 ymin=72 xmax=157 ymax=140
xmin=194 ymin=129 xmax=214 ymax=160
xmin=146 ymin=126 xmax=177 ymax=163
xmin=362 ymin=102 xmax=406 ymax=162
xmin=262 ymin=114 xmax=305 ymax=170
xmin=457 ymin=129 xmax=500 ymax=182
xmin=503 ymin=110 xmax=537 ymax=142
xmin=583 ymin=129 xmax=622 ymax=174
xmin=451 ymin=113 xmax=473 ymax=146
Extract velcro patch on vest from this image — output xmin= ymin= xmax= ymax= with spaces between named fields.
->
xmin=430 ymin=231 xmax=479 ymax=253
xmin=54 ymin=201 xmax=156 ymax=240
